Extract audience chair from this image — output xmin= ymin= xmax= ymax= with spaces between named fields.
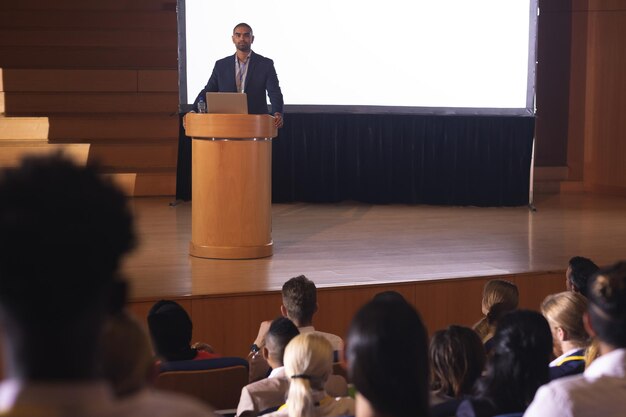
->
xmin=156 ymin=357 xmax=249 ymax=410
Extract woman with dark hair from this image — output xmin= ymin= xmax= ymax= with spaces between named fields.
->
xmin=457 ymin=310 xmax=553 ymax=417
xmin=429 ymin=326 xmax=486 ymax=416
xmin=346 ymin=298 xmax=430 ymax=417
xmin=147 ymin=300 xmax=219 ymax=362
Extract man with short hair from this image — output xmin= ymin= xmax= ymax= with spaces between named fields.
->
xmin=525 ymin=261 xmax=626 ymax=417
xmin=193 ymin=22 xmax=284 ymax=128
xmin=0 ymin=155 xmax=214 ymax=416
xmin=248 ymin=275 xmax=344 ymax=381
xmin=237 ymin=317 xmax=347 ymax=417
xmin=566 ymin=256 xmax=599 ymax=297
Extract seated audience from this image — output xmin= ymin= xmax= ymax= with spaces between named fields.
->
xmin=541 ymin=291 xmax=589 ymax=380
xmin=249 ymin=275 xmax=343 ymax=381
xmin=237 ymin=317 xmax=348 ymax=417
xmin=565 ymin=256 xmax=599 ymax=297
xmin=473 ymin=279 xmax=519 ymax=349
xmin=147 ymin=300 xmax=219 ymax=362
xmin=525 ymin=261 xmax=626 ymax=417
xmin=101 ymin=311 xmax=216 ymax=416
xmin=346 ymin=298 xmax=430 ymax=417
xmin=457 ymin=310 xmax=552 ymax=417
xmin=0 ymin=155 xmax=213 ymax=416
xmin=429 ymin=325 xmax=486 ymax=416
xmin=265 ymin=333 xmax=354 ymax=417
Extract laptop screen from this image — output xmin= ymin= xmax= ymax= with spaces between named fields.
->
xmin=205 ymin=92 xmax=248 ymax=114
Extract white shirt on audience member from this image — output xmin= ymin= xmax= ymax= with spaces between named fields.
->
xmin=298 ymin=326 xmax=344 ymax=352
xmin=524 ymin=348 xmax=626 ymax=417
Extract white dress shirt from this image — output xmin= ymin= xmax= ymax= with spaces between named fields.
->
xmin=524 ymin=348 xmax=626 ymax=417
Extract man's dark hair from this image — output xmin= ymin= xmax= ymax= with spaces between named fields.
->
xmin=347 ymin=298 xmax=429 ymax=417
xmin=568 ymin=256 xmax=599 ymax=297
xmin=265 ymin=317 xmax=300 ymax=365
xmin=233 ymin=22 xmax=253 ymax=34
xmin=281 ymin=275 xmax=317 ymax=325
xmin=147 ymin=300 xmax=195 ymax=361
xmin=587 ymin=261 xmax=626 ymax=348
xmin=0 ymin=154 xmax=135 ymax=322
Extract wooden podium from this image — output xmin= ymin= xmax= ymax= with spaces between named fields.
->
xmin=184 ymin=113 xmax=278 ymax=259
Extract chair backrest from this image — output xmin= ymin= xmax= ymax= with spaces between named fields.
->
xmin=333 ymin=361 xmax=349 ymax=382
xmin=155 ymin=357 xmax=249 ymax=410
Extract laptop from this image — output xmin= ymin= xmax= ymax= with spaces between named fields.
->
xmin=205 ymin=92 xmax=248 ymax=114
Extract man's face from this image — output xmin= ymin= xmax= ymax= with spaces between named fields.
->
xmin=232 ymin=26 xmax=254 ymax=52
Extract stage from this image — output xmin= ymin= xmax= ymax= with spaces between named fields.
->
xmin=122 ymin=193 xmax=626 ymax=356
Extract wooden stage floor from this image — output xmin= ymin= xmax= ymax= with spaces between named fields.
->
xmin=123 ymin=193 xmax=626 ymax=301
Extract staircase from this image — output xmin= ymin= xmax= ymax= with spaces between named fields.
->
xmin=0 ymin=0 xmax=179 ymax=196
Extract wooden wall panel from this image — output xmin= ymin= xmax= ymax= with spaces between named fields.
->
xmin=582 ymin=8 xmax=626 ymax=194
xmin=127 ymin=271 xmax=566 ymax=358
xmin=0 ymin=10 xmax=176 ymax=30
xmin=47 ymin=116 xmax=177 ymax=141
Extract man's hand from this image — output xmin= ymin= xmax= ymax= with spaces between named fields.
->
xmin=273 ymin=112 xmax=284 ymax=128
xmin=253 ymin=320 xmax=272 ymax=348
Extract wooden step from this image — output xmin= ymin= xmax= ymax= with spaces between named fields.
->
xmin=0 ymin=0 xmax=177 ymax=12
xmin=88 ymin=142 xmax=178 ymax=171
xmin=0 ymin=68 xmax=178 ymax=92
xmin=105 ymin=171 xmax=175 ymax=196
xmin=0 ymin=117 xmax=49 ymax=140
xmin=46 ymin=115 xmax=178 ymax=141
xmin=0 ymin=142 xmax=90 ymax=167
xmin=3 ymin=92 xmax=178 ymax=115
xmin=0 ymin=10 xmax=176 ymax=31
xmin=0 ymin=46 xmax=177 ymax=69
xmin=0 ymin=29 xmax=177 ymax=48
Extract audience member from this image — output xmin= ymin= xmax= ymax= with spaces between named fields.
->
xmin=429 ymin=325 xmax=486 ymax=416
xmin=249 ymin=275 xmax=343 ymax=381
xmin=0 ymin=155 xmax=135 ymax=416
xmin=265 ymin=333 xmax=354 ymax=417
xmin=457 ymin=310 xmax=552 ymax=417
xmin=101 ymin=311 xmax=216 ymax=416
xmin=565 ymin=256 xmax=599 ymax=297
xmin=473 ymin=279 xmax=519 ymax=348
xmin=525 ymin=261 xmax=626 ymax=417
xmin=147 ymin=300 xmax=219 ymax=362
xmin=237 ymin=317 xmax=348 ymax=417
xmin=347 ymin=298 xmax=430 ymax=417
xmin=541 ymin=291 xmax=589 ymax=380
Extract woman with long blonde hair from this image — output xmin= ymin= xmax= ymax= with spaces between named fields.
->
xmin=541 ymin=291 xmax=589 ymax=380
xmin=267 ymin=332 xmax=354 ymax=417
xmin=473 ymin=280 xmax=519 ymax=348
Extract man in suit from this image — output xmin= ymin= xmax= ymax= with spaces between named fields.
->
xmin=193 ymin=22 xmax=284 ymax=128
xmin=237 ymin=317 xmax=347 ymax=417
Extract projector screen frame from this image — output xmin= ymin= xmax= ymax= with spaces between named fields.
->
xmin=176 ymin=0 xmax=538 ymax=117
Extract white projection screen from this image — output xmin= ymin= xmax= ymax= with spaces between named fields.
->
xmin=178 ymin=0 xmax=537 ymax=115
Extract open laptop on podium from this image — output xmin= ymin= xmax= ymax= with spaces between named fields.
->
xmin=205 ymin=92 xmax=248 ymax=114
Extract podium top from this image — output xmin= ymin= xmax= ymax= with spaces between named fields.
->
xmin=184 ymin=113 xmax=278 ymax=140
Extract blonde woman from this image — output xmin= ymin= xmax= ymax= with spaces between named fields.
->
xmin=266 ymin=333 xmax=354 ymax=417
xmin=541 ymin=291 xmax=589 ymax=380
xmin=473 ymin=280 xmax=519 ymax=349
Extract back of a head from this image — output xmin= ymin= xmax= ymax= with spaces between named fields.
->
xmin=282 ymin=275 xmax=317 ymax=325
xmin=266 ymin=316 xmax=300 ymax=366
xmin=101 ymin=311 xmax=154 ymax=397
xmin=430 ymin=325 xmax=486 ymax=398
xmin=147 ymin=300 xmax=194 ymax=361
xmin=587 ymin=261 xmax=626 ymax=348
xmin=0 ymin=154 xmax=135 ymax=325
xmin=568 ymin=256 xmax=599 ymax=297
xmin=284 ymin=333 xmax=333 ymax=417
xmin=482 ymin=280 xmax=519 ymax=318
xmin=541 ymin=291 xmax=589 ymax=346
xmin=476 ymin=310 xmax=552 ymax=410
xmin=347 ymin=298 xmax=429 ymax=417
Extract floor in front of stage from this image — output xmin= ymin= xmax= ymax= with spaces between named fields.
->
xmin=122 ymin=193 xmax=626 ymax=301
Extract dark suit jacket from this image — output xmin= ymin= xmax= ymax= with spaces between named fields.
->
xmin=194 ymin=51 xmax=284 ymax=115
